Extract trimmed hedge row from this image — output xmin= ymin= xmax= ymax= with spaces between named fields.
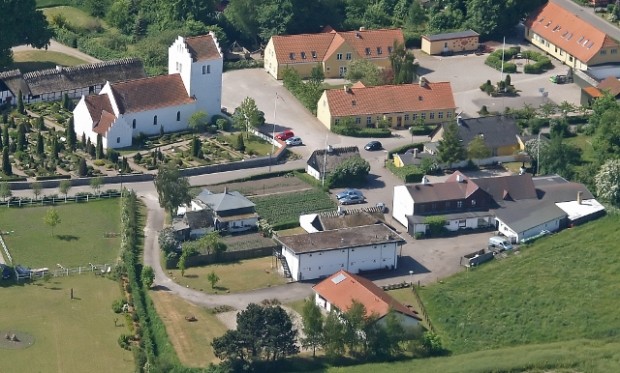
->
xmin=387 ymin=142 xmax=424 ymax=160
xmin=223 ymin=59 xmax=264 ymax=71
xmin=35 ymin=174 xmax=71 ymax=181
xmin=485 ymin=52 xmax=517 ymax=73
xmin=386 ymin=161 xmax=425 ymax=183
xmin=521 ymin=50 xmax=553 ymax=74
xmin=331 ymin=126 xmax=392 ymax=138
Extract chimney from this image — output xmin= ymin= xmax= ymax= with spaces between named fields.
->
xmin=224 ymin=187 xmax=228 ymax=194
xmin=457 ymin=116 xmax=464 ymax=126
xmin=413 ymin=148 xmax=418 ymax=158
xmin=456 ymin=174 xmax=463 ymax=183
xmin=421 ymin=176 xmax=429 ymax=185
xmin=577 ymin=191 xmax=583 ymax=205
xmin=419 ymin=76 xmax=427 ymax=88
xmin=356 ymin=32 xmax=361 ymax=38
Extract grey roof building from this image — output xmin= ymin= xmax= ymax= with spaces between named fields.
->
xmin=306 ymin=146 xmax=360 ymax=181
xmin=192 ymin=188 xmax=259 ymax=233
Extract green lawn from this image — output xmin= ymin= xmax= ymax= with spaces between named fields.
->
xmin=35 ymin=0 xmax=72 ymax=8
xmin=168 ymin=256 xmax=286 ymax=294
xmin=250 ymin=189 xmax=336 ymax=227
xmin=565 ymin=134 xmax=596 ymax=163
xmin=0 ymin=276 xmax=133 ymax=373
xmin=418 ymin=214 xmax=620 ymax=355
xmin=12 ymin=50 xmax=88 ymax=73
xmin=41 ymin=6 xmax=106 ymax=30
xmin=217 ymin=133 xmax=273 ymax=156
xmin=1 ymin=199 xmax=121 ymax=268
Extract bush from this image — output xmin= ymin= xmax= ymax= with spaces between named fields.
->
xmin=331 ymin=125 xmax=392 ymax=138
xmin=223 ymin=59 xmax=264 ymax=71
xmin=216 ymin=118 xmax=230 ymax=131
xmin=112 ymin=299 xmax=126 ymax=314
xmin=387 ymin=143 xmax=424 ymax=159
xmin=386 ymin=162 xmax=425 ymax=183
xmin=118 ymin=334 xmax=132 ymax=350
xmin=484 ymin=49 xmax=517 ymax=73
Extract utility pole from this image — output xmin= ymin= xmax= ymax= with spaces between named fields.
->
xmin=536 ymin=131 xmax=541 ymax=176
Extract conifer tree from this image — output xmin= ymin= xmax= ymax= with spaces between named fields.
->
xmin=36 ymin=132 xmax=44 ymax=155
xmin=17 ymin=90 xmax=25 ymax=114
xmin=96 ymin=134 xmax=103 ymax=159
xmin=66 ymin=116 xmax=76 ymax=151
xmin=2 ymin=147 xmax=11 ymax=175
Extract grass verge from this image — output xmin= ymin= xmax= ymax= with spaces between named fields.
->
xmin=1 ymin=199 xmax=121 ymax=268
xmin=0 ymin=276 xmax=133 ymax=372
xmin=167 ymin=256 xmax=286 ymax=294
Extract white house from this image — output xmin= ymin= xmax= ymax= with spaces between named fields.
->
xmin=275 ymin=224 xmax=405 ymax=281
xmin=73 ymin=33 xmax=223 ymax=149
xmin=191 ymin=188 xmax=259 ymax=233
xmin=313 ymin=270 xmax=421 ymax=328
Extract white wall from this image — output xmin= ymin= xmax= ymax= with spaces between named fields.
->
xmin=168 ymin=37 xmax=194 ymax=97
xmin=283 ymin=246 xmax=300 ymax=281
xmin=307 ymin=165 xmax=321 ymax=181
xmin=497 ymin=217 xmax=561 ymax=243
xmin=377 ymin=312 xmax=420 ymax=329
xmin=121 ymin=102 xmax=196 ymax=138
xmin=105 ymin=116 xmax=132 ymax=149
xmin=226 ymin=217 xmax=258 ymax=232
xmin=73 ymin=96 xmax=96 ymax=145
xmin=392 ymin=185 xmax=414 ymax=229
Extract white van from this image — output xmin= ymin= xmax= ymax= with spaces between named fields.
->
xmin=488 ymin=236 xmax=513 ymax=251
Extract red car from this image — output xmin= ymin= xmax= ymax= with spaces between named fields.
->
xmin=275 ymin=130 xmax=294 ymax=141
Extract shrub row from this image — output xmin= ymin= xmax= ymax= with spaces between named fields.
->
xmin=485 ymin=54 xmax=517 ymax=73
xmin=35 ymin=174 xmax=71 ymax=181
xmin=331 ymin=126 xmax=392 ymax=138
xmin=521 ymin=50 xmax=553 ymax=74
xmin=387 ymin=143 xmax=424 ymax=160
xmin=223 ymin=59 xmax=264 ymax=71
xmin=386 ymin=161 xmax=425 ymax=183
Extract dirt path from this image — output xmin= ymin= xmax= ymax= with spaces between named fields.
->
xmin=12 ymin=40 xmax=101 ymax=64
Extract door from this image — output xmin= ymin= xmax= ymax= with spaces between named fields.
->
xmin=396 ymin=116 xmax=402 ymax=127
xmin=339 ymin=66 xmax=347 ymax=77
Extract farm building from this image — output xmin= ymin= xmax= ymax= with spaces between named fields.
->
xmin=0 ymin=58 xmax=146 ymax=106
xmin=306 ymin=145 xmax=360 ymax=182
xmin=191 ymin=188 xmax=259 ymax=233
xmin=275 ymin=223 xmax=405 ymax=281
xmin=264 ymin=27 xmax=404 ymax=79
xmin=316 ymin=78 xmax=456 ymax=130
xmin=421 ymin=30 xmax=480 ymax=55
xmin=313 ymin=270 xmax=421 ymax=327
xmin=73 ymin=33 xmax=223 ymax=149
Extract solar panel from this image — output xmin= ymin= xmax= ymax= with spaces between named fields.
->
xmin=331 ymin=273 xmax=346 ymax=284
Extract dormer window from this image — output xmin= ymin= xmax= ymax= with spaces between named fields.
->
xmin=289 ymin=52 xmax=295 ymax=60
xmin=352 ymin=100 xmax=356 ymax=106
xmin=365 ymin=47 xmax=371 ymax=55
xmin=311 ymin=51 xmax=317 ymax=58
xmin=545 ymin=21 xmax=552 ymax=27
xmin=578 ymin=36 xmax=584 ymax=43
xmin=301 ymin=52 xmax=306 ymax=59
xmin=377 ymin=47 xmax=382 ymax=55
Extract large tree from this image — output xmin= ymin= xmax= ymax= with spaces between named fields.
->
xmin=345 ymin=59 xmax=383 ymax=86
xmin=301 ymin=297 xmax=324 ymax=357
xmin=467 ymin=135 xmax=491 ymax=161
xmin=0 ymin=0 xmax=52 ymax=69
xmin=154 ymin=163 xmax=192 ymax=217
xmin=437 ymin=122 xmax=466 ymax=166
xmin=539 ymin=135 xmax=581 ymax=179
xmin=390 ymin=42 xmax=417 ymax=84
xmin=257 ymin=0 xmax=294 ymax=42
xmin=44 ymin=207 xmax=61 ymax=236
xmin=234 ymin=97 xmax=262 ymax=138
xmin=595 ymin=159 xmax=620 ymax=207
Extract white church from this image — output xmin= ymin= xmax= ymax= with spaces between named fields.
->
xmin=73 ymin=33 xmax=223 ymax=149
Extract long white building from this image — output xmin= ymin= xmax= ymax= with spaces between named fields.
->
xmin=73 ymin=33 xmax=223 ymax=149
xmin=275 ymin=224 xmax=405 ymax=281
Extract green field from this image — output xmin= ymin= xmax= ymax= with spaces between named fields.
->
xmin=418 ymin=215 xmax=620 ymax=354
xmin=250 ymin=189 xmax=336 ymax=227
xmin=0 ymin=275 xmax=133 ymax=373
xmin=12 ymin=50 xmax=88 ymax=73
xmin=1 ymin=200 xmax=121 ymax=269
xmin=41 ymin=6 xmax=105 ymax=30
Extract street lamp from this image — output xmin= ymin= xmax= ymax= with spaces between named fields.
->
xmin=270 ymin=93 xmax=278 ymax=172
xmin=409 ymin=270 xmax=414 ymax=286
xmin=119 ymin=168 xmax=123 ymax=198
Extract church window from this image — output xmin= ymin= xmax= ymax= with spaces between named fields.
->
xmin=153 ymin=115 xmax=158 ymax=125
xmin=176 ymin=111 xmax=181 ymax=121
xmin=202 ymin=66 xmax=206 ymax=74
xmin=132 ymin=119 xmax=136 ymax=129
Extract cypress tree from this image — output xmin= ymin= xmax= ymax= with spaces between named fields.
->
xmin=16 ymin=123 xmax=26 ymax=152
xmin=78 ymin=157 xmax=88 ymax=176
xmin=62 ymin=93 xmax=72 ymax=110
xmin=51 ymin=136 xmax=59 ymax=159
xmin=17 ymin=90 xmax=25 ymax=115
xmin=66 ymin=116 xmax=76 ymax=151
xmin=81 ymin=132 xmax=86 ymax=148
xmin=2 ymin=147 xmax=11 ymax=175
xmin=8 ymin=116 xmax=15 ymax=129
xmin=1 ymin=112 xmax=7 ymax=123
xmin=37 ymin=116 xmax=45 ymax=131
xmin=2 ymin=125 xmax=9 ymax=149
xmin=37 ymin=132 xmax=44 ymax=155
xmin=0 ymin=126 xmax=3 ymax=150
xmin=96 ymin=134 xmax=103 ymax=159
xmin=191 ymin=136 xmax=201 ymax=157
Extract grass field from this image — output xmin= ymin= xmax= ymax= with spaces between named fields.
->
xmin=565 ymin=134 xmax=596 ymax=163
xmin=0 ymin=276 xmax=133 ymax=373
xmin=41 ymin=6 xmax=106 ymax=30
xmin=250 ymin=189 xmax=336 ymax=227
xmin=1 ymin=200 xmax=121 ymax=269
xmin=150 ymin=291 xmax=227 ymax=367
xmin=12 ymin=50 xmax=88 ymax=73
xmin=418 ymin=214 xmax=620 ymax=355
xmin=168 ymin=256 xmax=286 ymax=294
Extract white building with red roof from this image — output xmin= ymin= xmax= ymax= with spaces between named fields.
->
xmin=73 ymin=33 xmax=223 ymax=149
xmin=264 ymin=27 xmax=404 ymax=79
xmin=313 ymin=270 xmax=421 ymax=328
xmin=316 ymin=77 xmax=456 ymax=129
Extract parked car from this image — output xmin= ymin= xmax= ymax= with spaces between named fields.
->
xmin=339 ymin=194 xmax=365 ymax=205
xmin=285 ymin=136 xmax=302 ymax=146
xmin=336 ymin=189 xmax=364 ymax=200
xmin=549 ymin=75 xmax=571 ymax=84
xmin=364 ymin=141 xmax=382 ymax=151
xmin=0 ymin=264 xmax=11 ymax=280
xmin=276 ymin=130 xmax=295 ymax=141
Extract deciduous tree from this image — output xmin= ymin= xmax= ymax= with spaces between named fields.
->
xmin=301 ymin=297 xmax=324 ymax=357
xmin=467 ymin=135 xmax=491 ymax=160
xmin=328 ymin=155 xmax=370 ymax=187
xmin=595 ymin=159 xmax=620 ymax=207
xmin=154 ymin=163 xmax=192 ymax=217
xmin=141 ymin=266 xmax=155 ymax=288
xmin=390 ymin=42 xmax=417 ymax=84
xmin=90 ymin=176 xmax=104 ymax=196
xmin=207 ymin=271 xmax=220 ymax=289
xmin=44 ymin=207 xmax=61 ymax=236
xmin=345 ymin=59 xmax=383 ymax=86
xmin=188 ymin=111 xmax=209 ymax=133
xmin=234 ymin=97 xmax=261 ymax=138
xmin=0 ymin=182 xmax=11 ymax=202
xmin=31 ymin=181 xmax=42 ymax=201
xmin=59 ymin=180 xmax=72 ymax=202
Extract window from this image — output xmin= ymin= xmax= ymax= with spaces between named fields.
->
xmin=367 ymin=116 xmax=372 ymax=125
xmin=301 ymin=52 xmax=306 ymax=59
xmin=132 ymin=119 xmax=136 ymax=129
xmin=355 ymin=117 xmax=361 ymax=124
xmin=377 ymin=47 xmax=382 ymax=55
xmin=457 ymin=201 xmax=463 ymax=208
xmin=601 ymin=50 xmax=607 ymax=55
xmin=388 ymin=46 xmax=393 ymax=53
xmin=176 ymin=111 xmax=181 ymax=121
xmin=404 ymin=114 xmax=410 ymax=121
xmin=429 ymin=112 xmax=435 ymax=119
xmin=412 ymin=113 xmax=418 ymax=121
xmin=438 ymin=112 xmax=444 ymax=119
xmin=365 ymin=47 xmax=371 ymax=55
xmin=612 ymin=49 xmax=618 ymax=54
xmin=458 ymin=219 xmax=466 ymax=228
xmin=311 ymin=51 xmax=317 ymax=58
xmin=444 ymin=42 xmax=448 ymax=48
xmin=447 ymin=112 xmax=453 ymax=118
xmin=116 ymin=137 xmax=120 ymax=143
xmin=289 ymin=52 xmax=295 ymax=59
xmin=471 ymin=199 xmax=477 ymax=206
xmin=445 ymin=201 xmax=450 ymax=208
xmin=178 ymin=63 xmax=182 ymax=73
xmin=153 ymin=115 xmax=158 ymax=125
xmin=335 ymin=119 xmax=340 ymax=125
xmin=421 ymin=113 xmax=426 ymax=119
xmin=569 ymin=56 xmax=573 ymax=62
xmin=207 ymin=65 xmax=210 ymax=74
xmin=376 ymin=116 xmax=381 ymax=122
xmin=337 ymin=53 xmax=343 ymax=60
xmin=346 ymin=52 xmax=352 ymax=60
xmin=352 ymin=100 xmax=356 ymax=106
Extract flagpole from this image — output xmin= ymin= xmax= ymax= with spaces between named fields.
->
xmin=270 ymin=93 xmax=278 ymax=172
xmin=500 ymin=36 xmax=505 ymax=82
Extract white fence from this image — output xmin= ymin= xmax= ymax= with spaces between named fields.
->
xmin=19 ymin=263 xmax=116 ymax=282
xmin=0 ymin=233 xmax=12 ymax=264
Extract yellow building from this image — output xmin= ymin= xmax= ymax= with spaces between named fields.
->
xmin=421 ymin=30 xmax=480 ymax=55
xmin=316 ymin=78 xmax=456 ymax=130
xmin=524 ymin=2 xmax=620 ymax=71
xmin=264 ymin=28 xmax=404 ymax=80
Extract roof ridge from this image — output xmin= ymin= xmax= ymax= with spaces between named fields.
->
xmin=22 ymin=58 xmax=142 ymax=80
xmin=0 ymin=69 xmax=22 ymax=79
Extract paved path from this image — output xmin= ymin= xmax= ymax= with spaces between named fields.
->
xmin=12 ymin=40 xmax=101 ymax=64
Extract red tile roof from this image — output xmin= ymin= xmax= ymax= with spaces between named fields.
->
xmin=583 ymin=86 xmax=603 ymax=98
xmin=94 ymin=110 xmax=116 ymax=135
xmin=313 ymin=270 xmax=420 ymax=320
xmin=524 ymin=2 xmax=619 ymax=63
xmin=84 ymin=94 xmax=117 ymax=135
xmin=597 ymin=76 xmax=620 ymax=96
xmin=184 ymin=34 xmax=222 ymax=62
xmin=272 ymin=28 xmax=404 ymax=65
xmin=110 ymin=74 xmax=194 ymax=114
xmin=326 ymin=81 xmax=455 ymax=117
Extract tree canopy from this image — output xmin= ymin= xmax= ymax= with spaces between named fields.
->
xmin=0 ymin=0 xmax=52 ymax=69
xmin=154 ymin=163 xmax=192 ymax=217
xmin=437 ymin=122 xmax=466 ymax=166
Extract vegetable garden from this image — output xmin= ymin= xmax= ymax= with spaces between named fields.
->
xmin=250 ymin=189 xmax=336 ymax=230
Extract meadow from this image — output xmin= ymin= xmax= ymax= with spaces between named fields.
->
xmin=0 ymin=275 xmax=133 ymax=373
xmin=0 ymin=199 xmax=121 ymax=269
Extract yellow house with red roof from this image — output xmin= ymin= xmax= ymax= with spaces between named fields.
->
xmin=264 ymin=27 xmax=404 ymax=79
xmin=316 ymin=78 xmax=456 ymax=130
xmin=524 ymin=2 xmax=620 ymax=71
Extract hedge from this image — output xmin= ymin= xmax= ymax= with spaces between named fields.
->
xmin=387 ymin=142 xmax=424 ymax=160
xmin=386 ymin=161 xmax=425 ymax=183
xmin=485 ymin=48 xmax=519 ymax=73
xmin=223 ymin=59 xmax=264 ymax=71
xmin=409 ymin=125 xmax=434 ymax=136
xmin=331 ymin=126 xmax=392 ymax=138
xmin=35 ymin=174 xmax=71 ymax=181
